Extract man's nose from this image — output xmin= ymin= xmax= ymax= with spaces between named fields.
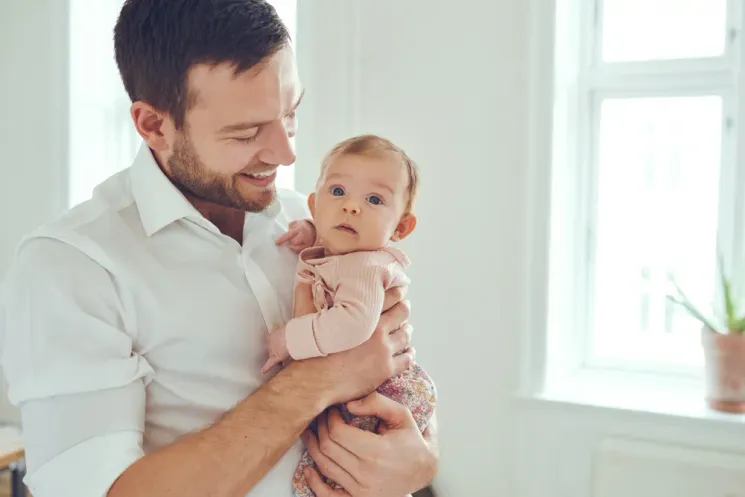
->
xmin=256 ymin=120 xmax=296 ymax=166
xmin=342 ymin=200 xmax=360 ymax=215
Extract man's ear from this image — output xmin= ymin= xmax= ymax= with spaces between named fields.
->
xmin=307 ymin=192 xmax=316 ymax=217
xmin=391 ymin=213 xmax=417 ymax=241
xmin=130 ymin=101 xmax=172 ymax=152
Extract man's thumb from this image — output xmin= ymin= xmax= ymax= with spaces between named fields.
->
xmin=346 ymin=392 xmax=415 ymax=430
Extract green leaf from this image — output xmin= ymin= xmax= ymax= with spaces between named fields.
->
xmin=666 ymin=280 xmax=722 ymax=333
xmin=667 ymin=296 xmax=720 ymax=333
xmin=732 ymin=315 xmax=745 ymax=334
xmin=718 ymin=252 xmax=738 ymax=326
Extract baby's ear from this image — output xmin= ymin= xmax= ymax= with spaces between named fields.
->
xmin=391 ymin=213 xmax=417 ymax=241
xmin=307 ymin=193 xmax=316 ymax=217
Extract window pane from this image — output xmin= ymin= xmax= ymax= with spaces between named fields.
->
xmin=590 ymin=96 xmax=723 ymax=368
xmin=602 ymin=0 xmax=727 ymax=62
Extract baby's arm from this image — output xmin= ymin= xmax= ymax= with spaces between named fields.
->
xmin=263 ymin=259 xmax=396 ymax=376
xmin=286 ymin=264 xmax=387 ymax=359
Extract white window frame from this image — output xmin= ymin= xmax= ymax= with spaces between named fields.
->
xmin=539 ymin=0 xmax=745 ymax=390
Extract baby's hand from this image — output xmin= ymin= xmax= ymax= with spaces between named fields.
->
xmin=275 ymin=219 xmax=316 ymax=253
xmin=261 ymin=327 xmax=290 ymax=375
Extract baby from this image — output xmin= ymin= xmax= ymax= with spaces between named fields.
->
xmin=268 ymin=134 xmax=437 ymax=497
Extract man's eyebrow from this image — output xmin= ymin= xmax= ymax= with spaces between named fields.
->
xmin=218 ymin=88 xmax=306 ymax=134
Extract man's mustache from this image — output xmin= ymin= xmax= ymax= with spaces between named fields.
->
xmin=239 ymin=161 xmax=277 ymax=175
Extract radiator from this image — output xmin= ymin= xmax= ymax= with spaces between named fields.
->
xmin=593 ymin=437 xmax=745 ymax=497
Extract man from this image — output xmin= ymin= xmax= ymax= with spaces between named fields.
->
xmin=0 ymin=1 xmax=438 ymax=496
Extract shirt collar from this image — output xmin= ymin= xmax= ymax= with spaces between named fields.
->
xmin=129 ymin=142 xmax=282 ymax=237
xmin=129 ymin=143 xmax=203 ymax=237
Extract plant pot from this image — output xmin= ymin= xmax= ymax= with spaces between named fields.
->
xmin=702 ymin=327 xmax=745 ymax=413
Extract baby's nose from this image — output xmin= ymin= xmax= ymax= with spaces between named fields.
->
xmin=342 ymin=201 xmax=360 ymax=215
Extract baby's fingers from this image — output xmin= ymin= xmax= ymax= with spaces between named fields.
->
xmin=288 ymin=242 xmax=308 ymax=253
xmin=275 ymin=230 xmax=297 ymax=246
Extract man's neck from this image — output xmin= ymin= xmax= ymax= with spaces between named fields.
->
xmin=150 ymin=152 xmax=246 ymax=243
xmin=187 ymin=194 xmax=246 ymax=244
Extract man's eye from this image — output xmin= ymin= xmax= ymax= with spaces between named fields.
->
xmin=233 ymin=135 xmax=258 ymax=144
xmin=367 ymin=195 xmax=383 ymax=205
xmin=331 ymin=186 xmax=345 ymax=196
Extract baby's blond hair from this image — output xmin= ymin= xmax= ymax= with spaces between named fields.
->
xmin=319 ymin=134 xmax=420 ymax=213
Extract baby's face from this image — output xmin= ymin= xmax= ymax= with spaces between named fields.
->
xmin=310 ymin=153 xmax=412 ymax=255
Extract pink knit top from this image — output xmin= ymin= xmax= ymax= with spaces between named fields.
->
xmin=284 ymin=245 xmax=411 ymax=360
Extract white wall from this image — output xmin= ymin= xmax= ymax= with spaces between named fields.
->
xmin=0 ymin=0 xmax=69 ymax=275
xmin=0 ymin=0 xmax=70 ymax=423
xmin=295 ymin=1 xmax=528 ymax=495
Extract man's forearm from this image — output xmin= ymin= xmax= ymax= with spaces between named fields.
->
xmin=108 ymin=362 xmax=328 ymax=497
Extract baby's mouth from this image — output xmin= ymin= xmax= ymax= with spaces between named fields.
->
xmin=335 ymin=223 xmax=358 ymax=235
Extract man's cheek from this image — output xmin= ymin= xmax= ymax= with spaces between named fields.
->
xmin=217 ymin=145 xmax=256 ymax=173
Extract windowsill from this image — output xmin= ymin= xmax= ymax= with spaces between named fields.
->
xmin=519 ymin=368 xmax=745 ymax=426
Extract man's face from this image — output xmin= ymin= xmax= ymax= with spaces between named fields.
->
xmin=163 ymin=45 xmax=303 ymax=212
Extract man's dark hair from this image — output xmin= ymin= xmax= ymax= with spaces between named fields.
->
xmin=114 ymin=0 xmax=290 ymax=128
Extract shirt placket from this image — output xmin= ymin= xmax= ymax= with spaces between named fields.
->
xmin=240 ymin=221 xmax=286 ymax=335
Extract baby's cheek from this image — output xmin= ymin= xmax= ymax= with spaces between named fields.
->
xmin=371 ymin=217 xmax=395 ymax=243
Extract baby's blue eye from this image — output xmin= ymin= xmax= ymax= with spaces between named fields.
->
xmin=367 ymin=195 xmax=383 ymax=205
xmin=331 ymin=186 xmax=345 ymax=196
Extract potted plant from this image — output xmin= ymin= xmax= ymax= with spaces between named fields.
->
xmin=668 ymin=256 xmax=745 ymax=413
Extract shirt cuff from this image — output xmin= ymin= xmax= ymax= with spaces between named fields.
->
xmin=25 ymin=430 xmax=144 ymax=497
xmin=285 ymin=314 xmax=324 ymax=359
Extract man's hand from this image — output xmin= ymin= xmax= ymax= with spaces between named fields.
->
xmin=298 ymin=299 xmax=413 ymax=407
xmin=276 ymin=219 xmax=317 ymax=253
xmin=289 ymin=277 xmax=411 ymax=406
xmin=301 ymin=392 xmax=438 ymax=497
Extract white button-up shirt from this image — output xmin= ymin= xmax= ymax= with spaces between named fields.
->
xmin=0 ymin=144 xmax=309 ymax=497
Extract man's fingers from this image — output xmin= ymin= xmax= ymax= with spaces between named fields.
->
xmin=378 ymin=300 xmax=410 ymax=335
xmin=301 ymin=416 xmax=360 ymax=491
xmin=382 ymin=285 xmax=407 ymax=311
xmin=392 ymin=347 xmax=415 ymax=376
xmin=304 ymin=466 xmax=350 ymax=496
xmin=322 ymin=407 xmax=381 ymax=458
xmin=320 ymin=409 xmax=361 ymax=466
xmin=389 ymin=324 xmax=413 ymax=353
xmin=347 ymin=392 xmax=417 ymax=431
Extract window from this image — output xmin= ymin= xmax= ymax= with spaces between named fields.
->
xmin=549 ymin=0 xmax=745 ymax=378
xmin=67 ymin=0 xmax=298 ymax=207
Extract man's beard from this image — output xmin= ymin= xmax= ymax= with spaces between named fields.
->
xmin=167 ymin=130 xmax=276 ymax=213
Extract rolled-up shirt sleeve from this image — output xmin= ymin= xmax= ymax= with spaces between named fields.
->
xmin=0 ymin=236 xmax=154 ymax=497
